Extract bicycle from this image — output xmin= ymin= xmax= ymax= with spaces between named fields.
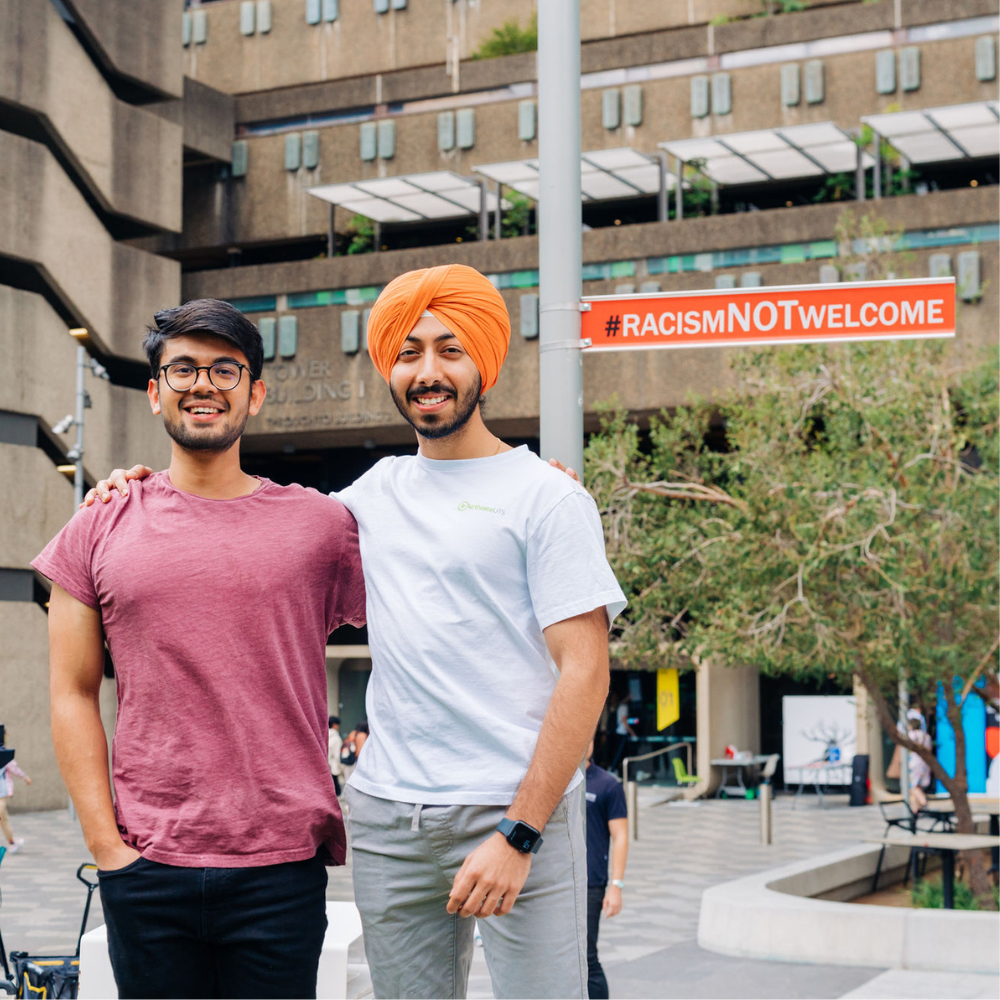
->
xmin=0 ymin=848 xmax=100 ymax=999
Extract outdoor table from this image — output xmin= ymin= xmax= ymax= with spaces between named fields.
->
xmin=866 ymin=831 xmax=1000 ymax=908
xmin=789 ymin=761 xmax=852 ymax=808
xmin=974 ymin=797 xmax=1000 ymax=871
xmin=921 ymin=797 xmax=999 ymax=870
xmin=710 ymin=755 xmax=769 ymax=798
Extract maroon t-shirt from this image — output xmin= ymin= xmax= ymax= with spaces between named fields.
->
xmin=32 ymin=473 xmax=366 ymax=868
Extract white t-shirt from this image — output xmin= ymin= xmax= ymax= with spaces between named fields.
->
xmin=334 ymin=445 xmax=627 ymax=805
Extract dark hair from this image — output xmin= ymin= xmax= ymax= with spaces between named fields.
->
xmin=328 ymin=715 xmax=340 ymax=727
xmin=143 ymin=299 xmax=264 ymax=381
xmin=356 ymin=721 xmax=370 ymax=734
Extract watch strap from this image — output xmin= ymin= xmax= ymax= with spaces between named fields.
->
xmin=610 ymin=879 xmax=625 ymax=889
xmin=497 ymin=817 xmax=543 ymax=855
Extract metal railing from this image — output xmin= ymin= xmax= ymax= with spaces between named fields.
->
xmin=622 ymin=741 xmax=696 ymax=842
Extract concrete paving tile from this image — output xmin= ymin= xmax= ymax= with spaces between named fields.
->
xmin=607 ymin=940 xmax=881 ymax=999
xmin=839 ymin=970 xmax=1000 ymax=1000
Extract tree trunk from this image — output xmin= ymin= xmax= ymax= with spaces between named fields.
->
xmin=855 ymin=667 xmax=995 ymax=907
xmin=941 ymin=680 xmax=993 ymax=903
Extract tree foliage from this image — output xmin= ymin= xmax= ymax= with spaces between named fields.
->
xmin=344 ymin=214 xmax=375 ymax=255
xmin=586 ymin=340 xmax=998 ymax=895
xmin=470 ymin=14 xmax=537 ymax=60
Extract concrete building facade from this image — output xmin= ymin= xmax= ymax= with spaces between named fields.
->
xmin=3 ymin=0 xmax=997 ymax=806
xmin=1 ymin=0 xmax=210 ymax=809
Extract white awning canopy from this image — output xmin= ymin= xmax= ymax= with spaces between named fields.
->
xmin=307 ymin=171 xmax=498 ymax=223
xmin=660 ymin=122 xmax=874 ymax=185
xmin=861 ymin=101 xmax=1000 ymax=163
xmin=474 ymin=147 xmax=669 ymax=202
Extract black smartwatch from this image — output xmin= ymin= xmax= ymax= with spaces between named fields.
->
xmin=497 ymin=817 xmax=543 ymax=855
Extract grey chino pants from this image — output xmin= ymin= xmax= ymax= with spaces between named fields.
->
xmin=344 ymin=783 xmax=588 ymax=1000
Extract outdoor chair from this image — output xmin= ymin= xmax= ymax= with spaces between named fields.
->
xmin=671 ymin=757 xmax=699 ymax=786
xmin=872 ymin=793 xmax=956 ymax=892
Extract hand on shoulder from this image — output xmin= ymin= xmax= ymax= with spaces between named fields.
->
xmin=80 ymin=465 xmax=154 ymax=509
xmin=547 ymin=458 xmax=582 ymax=485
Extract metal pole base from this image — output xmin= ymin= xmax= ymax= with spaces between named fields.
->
xmin=759 ymin=782 xmax=773 ymax=844
xmin=625 ymin=780 xmax=638 ymax=843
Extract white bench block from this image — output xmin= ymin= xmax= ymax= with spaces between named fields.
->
xmin=318 ymin=901 xmax=365 ymax=999
xmin=78 ymin=924 xmax=117 ymax=1000
xmin=79 ymin=900 xmax=364 ymax=1000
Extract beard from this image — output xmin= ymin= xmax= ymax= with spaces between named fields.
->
xmin=163 ymin=404 xmax=249 ymax=453
xmin=390 ymin=374 xmax=482 ymax=440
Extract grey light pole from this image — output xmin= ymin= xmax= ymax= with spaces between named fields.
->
xmin=53 ymin=329 xmax=109 ymax=820
xmin=63 ymin=330 xmax=109 ymax=507
xmin=71 ymin=343 xmax=87 ymax=509
xmin=537 ymin=0 xmax=584 ymax=474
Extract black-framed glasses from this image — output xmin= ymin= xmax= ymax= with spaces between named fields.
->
xmin=159 ymin=362 xmax=248 ymax=392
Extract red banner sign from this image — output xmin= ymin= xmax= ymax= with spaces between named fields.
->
xmin=581 ymin=278 xmax=955 ymax=352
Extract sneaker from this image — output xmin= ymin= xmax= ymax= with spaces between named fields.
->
xmin=7 ymin=839 xmax=23 ymax=855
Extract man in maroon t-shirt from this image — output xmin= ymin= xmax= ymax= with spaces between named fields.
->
xmin=33 ymin=300 xmax=365 ymax=999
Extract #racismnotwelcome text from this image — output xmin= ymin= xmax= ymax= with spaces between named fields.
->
xmin=581 ymin=278 xmax=956 ymax=352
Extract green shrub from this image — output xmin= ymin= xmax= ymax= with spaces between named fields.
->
xmin=911 ymin=879 xmax=979 ymax=911
xmin=345 ymin=215 xmax=374 ymax=255
xmin=471 ymin=14 xmax=537 ymax=60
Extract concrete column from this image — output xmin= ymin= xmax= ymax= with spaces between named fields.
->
xmin=478 ymin=180 xmax=489 ymax=241
xmin=695 ymin=659 xmax=761 ymax=797
xmin=855 ymin=137 xmax=866 ymax=202
xmin=675 ymin=156 xmax=684 ymax=221
xmin=872 ymin=133 xmax=882 ymax=200
xmin=657 ymin=151 xmax=668 ymax=222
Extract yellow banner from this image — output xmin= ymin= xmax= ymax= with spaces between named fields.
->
xmin=657 ymin=668 xmax=680 ymax=731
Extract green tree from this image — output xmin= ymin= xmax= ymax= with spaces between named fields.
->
xmin=501 ymin=193 xmax=532 ymax=238
xmin=344 ymin=214 xmax=374 ymax=255
xmin=586 ymin=340 xmax=998 ymax=902
xmin=471 ymin=14 xmax=537 ymax=60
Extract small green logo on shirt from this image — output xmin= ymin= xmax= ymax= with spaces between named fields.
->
xmin=457 ymin=501 xmax=506 ymax=516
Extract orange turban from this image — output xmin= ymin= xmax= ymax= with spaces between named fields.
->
xmin=366 ymin=264 xmax=511 ymax=393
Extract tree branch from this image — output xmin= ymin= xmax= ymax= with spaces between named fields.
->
xmin=617 ymin=478 xmax=748 ymax=512
xmin=853 ymin=663 xmax=954 ymax=791
xmin=959 ymin=636 xmax=1000 ymax=705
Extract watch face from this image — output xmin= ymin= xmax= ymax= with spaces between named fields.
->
xmin=510 ymin=821 xmax=539 ymax=852
xmin=499 ymin=818 xmax=541 ymax=853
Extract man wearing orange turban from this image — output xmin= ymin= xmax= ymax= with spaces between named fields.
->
xmin=338 ymin=262 xmax=626 ymax=1000
xmin=81 ymin=266 xmax=626 ymax=1000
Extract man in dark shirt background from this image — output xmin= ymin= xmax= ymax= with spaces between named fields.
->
xmin=585 ymin=740 xmax=629 ymax=999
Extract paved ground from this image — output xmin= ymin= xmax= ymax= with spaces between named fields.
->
xmin=1 ymin=792 xmax=996 ymax=999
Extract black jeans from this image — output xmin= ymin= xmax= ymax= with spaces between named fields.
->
xmin=98 ymin=854 xmax=328 ymax=999
xmin=586 ymin=885 xmax=609 ymax=999
xmin=609 ymin=734 xmax=632 ymax=775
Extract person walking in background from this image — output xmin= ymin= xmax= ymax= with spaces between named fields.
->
xmin=609 ymin=694 xmax=636 ymax=775
xmin=0 ymin=735 xmax=31 ymax=855
xmin=585 ymin=740 xmax=629 ymax=999
xmin=339 ymin=721 xmax=368 ymax=787
xmin=328 ymin=716 xmax=344 ymax=795
xmin=906 ymin=715 xmax=934 ymax=812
